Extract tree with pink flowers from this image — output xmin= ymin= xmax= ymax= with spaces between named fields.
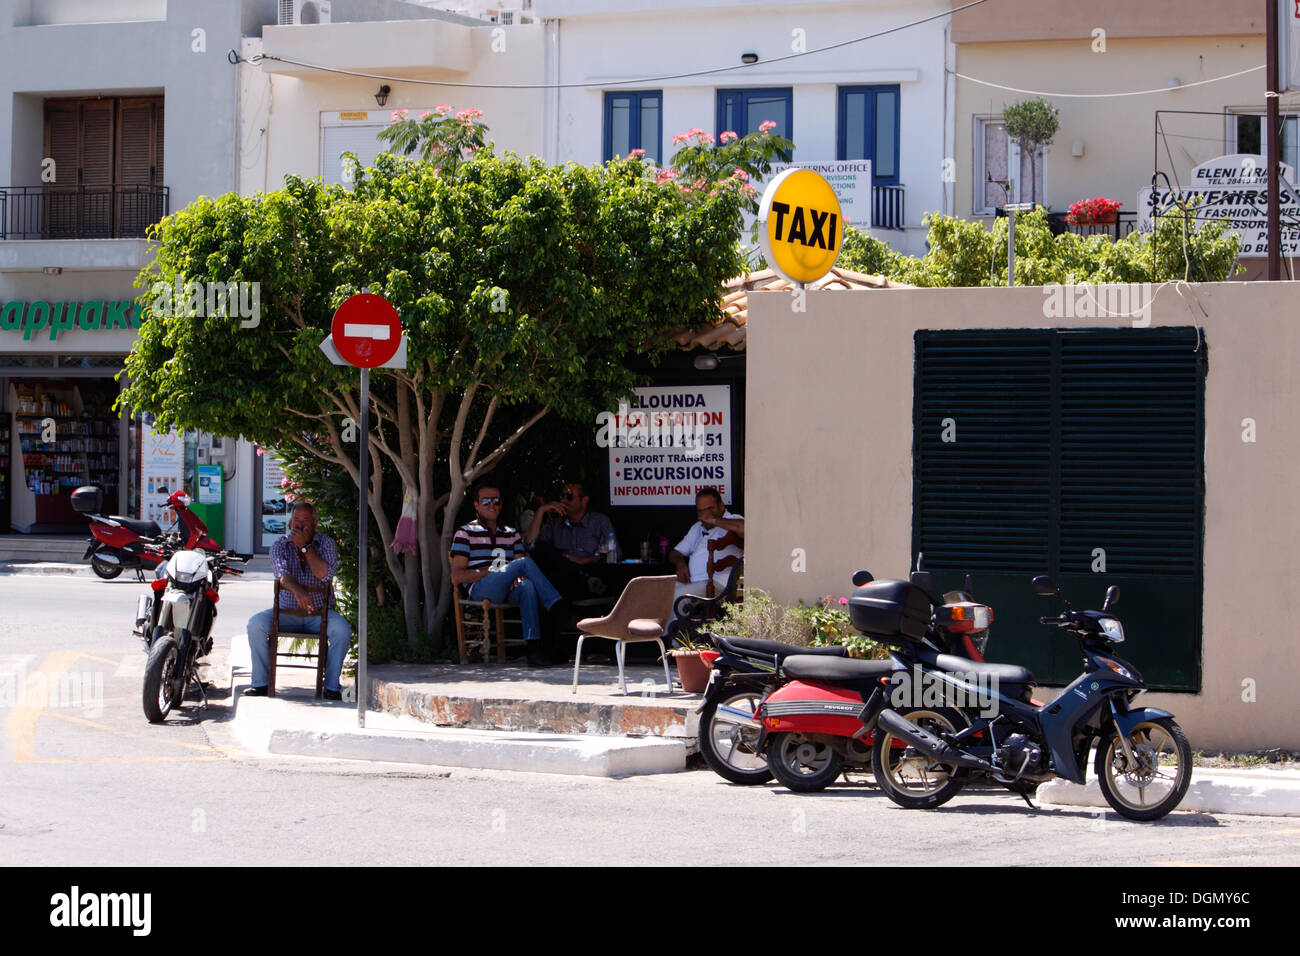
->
xmin=376 ymin=104 xmax=489 ymax=176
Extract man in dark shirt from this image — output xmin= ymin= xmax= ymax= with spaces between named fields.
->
xmin=452 ymin=481 xmax=564 ymax=667
xmin=525 ymin=479 xmax=619 ymax=600
xmin=245 ymin=501 xmax=352 ymax=699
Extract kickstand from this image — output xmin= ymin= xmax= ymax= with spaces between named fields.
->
xmin=190 ymin=672 xmax=209 ymax=711
xmin=135 ymin=569 xmax=146 ymax=582
xmin=1018 ymin=790 xmax=1037 ymax=810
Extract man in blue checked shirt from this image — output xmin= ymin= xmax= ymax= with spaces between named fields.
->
xmin=244 ymin=501 xmax=352 ymax=699
xmin=451 ymin=480 xmax=564 ymax=667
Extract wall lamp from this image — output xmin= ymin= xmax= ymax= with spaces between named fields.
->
xmin=374 ymin=84 xmax=391 ymax=107
xmin=741 ymin=52 xmax=759 ymax=65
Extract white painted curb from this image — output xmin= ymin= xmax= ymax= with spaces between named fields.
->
xmin=1039 ymin=769 xmax=1300 ymax=817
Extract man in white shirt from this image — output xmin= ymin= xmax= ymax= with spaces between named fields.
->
xmin=666 ymin=487 xmax=743 ymax=635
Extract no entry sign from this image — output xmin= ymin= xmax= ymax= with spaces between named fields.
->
xmin=330 ymin=293 xmax=402 ymax=368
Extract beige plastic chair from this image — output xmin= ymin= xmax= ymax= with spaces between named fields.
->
xmin=571 ymin=575 xmax=676 ymax=696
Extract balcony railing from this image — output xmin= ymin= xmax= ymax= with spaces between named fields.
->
xmin=0 ymin=184 xmax=169 ymax=240
xmin=872 ymin=184 xmax=906 ymax=231
xmin=1045 ymin=210 xmax=1138 ymax=241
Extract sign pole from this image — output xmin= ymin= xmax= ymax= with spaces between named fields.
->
xmin=1267 ymin=0 xmax=1282 ymax=280
xmin=357 ymin=367 xmax=369 ymax=728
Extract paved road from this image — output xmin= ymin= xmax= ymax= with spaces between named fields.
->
xmin=2 ymin=573 xmax=1299 ymax=866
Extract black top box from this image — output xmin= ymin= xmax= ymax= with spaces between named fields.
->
xmin=849 ymin=578 xmax=932 ymax=642
xmin=70 ymin=485 xmax=102 ymax=515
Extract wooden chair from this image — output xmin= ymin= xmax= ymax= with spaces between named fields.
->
xmin=571 ymin=575 xmax=676 ymax=696
xmin=669 ymin=558 xmax=744 ymax=645
xmin=267 ymin=579 xmax=333 ymax=698
xmin=705 ymin=531 xmax=742 ymax=599
xmin=450 ymin=553 xmax=525 ymax=664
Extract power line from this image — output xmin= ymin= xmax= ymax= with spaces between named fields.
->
xmin=245 ymin=0 xmax=989 ymax=90
xmin=949 ymin=64 xmax=1265 ymax=99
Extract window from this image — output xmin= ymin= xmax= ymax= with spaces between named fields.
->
xmin=837 ymin=85 xmax=899 ymax=184
xmin=913 ymin=328 xmax=1206 ymax=690
xmin=603 ymin=91 xmax=662 ymax=164
xmin=717 ymin=88 xmax=793 ymax=156
xmin=1229 ymin=112 xmax=1299 ymax=177
xmin=973 ymin=115 xmax=1044 ymax=215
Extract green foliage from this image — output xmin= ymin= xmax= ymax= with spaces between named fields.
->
xmin=662 ymin=125 xmax=794 ymax=216
xmin=374 ymin=105 xmax=489 ymax=176
xmin=1001 ymin=98 xmax=1060 ymax=155
xmin=837 ymin=199 xmax=1243 ymax=286
xmin=714 ymin=589 xmax=885 ymax=659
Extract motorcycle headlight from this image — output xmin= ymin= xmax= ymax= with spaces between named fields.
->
xmin=1098 ymin=617 xmax=1125 ymax=643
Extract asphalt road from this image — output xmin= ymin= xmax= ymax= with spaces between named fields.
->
xmin=2 ymin=572 xmax=1299 ymax=867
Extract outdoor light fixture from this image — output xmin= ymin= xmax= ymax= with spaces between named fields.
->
xmin=694 ymin=354 xmax=720 ymax=371
xmin=741 ymin=52 xmax=759 ymax=64
xmin=374 ymin=84 xmax=391 ymax=107
xmin=42 ymin=267 xmax=63 ymax=275
xmin=1071 ymin=137 xmax=1085 ymax=157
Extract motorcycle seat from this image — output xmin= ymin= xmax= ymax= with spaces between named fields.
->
xmin=714 ymin=635 xmax=847 ymax=661
xmin=925 ymin=652 xmax=1034 ymax=686
xmin=781 ymin=655 xmax=897 ymax=683
xmin=107 ymin=516 xmax=163 ymax=539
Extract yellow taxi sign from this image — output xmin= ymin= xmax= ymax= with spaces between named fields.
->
xmin=757 ymin=168 xmax=843 ymax=284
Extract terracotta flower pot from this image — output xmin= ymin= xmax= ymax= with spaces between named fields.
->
xmin=673 ymin=651 xmax=711 ymax=693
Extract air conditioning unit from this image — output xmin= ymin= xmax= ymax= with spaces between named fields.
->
xmin=279 ymin=0 xmax=331 ymax=25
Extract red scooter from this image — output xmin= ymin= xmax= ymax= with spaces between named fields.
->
xmin=73 ymin=485 xmax=220 ymax=581
xmin=755 ymin=564 xmax=993 ymax=792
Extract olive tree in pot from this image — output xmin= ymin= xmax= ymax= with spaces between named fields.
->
xmin=1002 ymin=97 xmax=1060 ymax=206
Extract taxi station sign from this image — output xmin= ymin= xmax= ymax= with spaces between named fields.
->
xmin=757 ymin=168 xmax=845 ymax=285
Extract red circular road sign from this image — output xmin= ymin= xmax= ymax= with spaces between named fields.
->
xmin=331 ymin=294 xmax=402 ymax=369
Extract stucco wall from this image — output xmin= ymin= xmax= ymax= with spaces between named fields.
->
xmin=746 ymin=281 xmax=1300 ymax=750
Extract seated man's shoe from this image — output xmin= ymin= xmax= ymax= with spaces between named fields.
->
xmin=243 ymin=685 xmax=268 ymax=697
xmin=322 ymin=688 xmax=343 ymax=701
xmin=525 ymin=645 xmax=552 ymax=668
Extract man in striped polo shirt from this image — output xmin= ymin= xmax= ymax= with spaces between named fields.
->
xmin=451 ymin=480 xmax=564 ymax=667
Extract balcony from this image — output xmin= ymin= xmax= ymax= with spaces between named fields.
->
xmin=0 ymin=184 xmax=169 ymax=241
xmin=1045 ymin=210 xmax=1139 ymax=241
xmin=872 ymin=184 xmax=905 ymax=231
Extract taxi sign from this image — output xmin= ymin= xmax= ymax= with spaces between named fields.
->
xmin=757 ymin=168 xmax=844 ymax=284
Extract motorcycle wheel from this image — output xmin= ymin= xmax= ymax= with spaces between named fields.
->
xmin=90 ymin=554 xmax=123 ymax=580
xmin=1094 ymin=717 xmax=1192 ymax=821
xmin=142 ymin=636 xmax=184 ymax=723
xmin=871 ymin=707 xmax=968 ymax=810
xmin=767 ymin=732 xmax=843 ymax=793
xmin=698 ymin=690 xmax=773 ymax=785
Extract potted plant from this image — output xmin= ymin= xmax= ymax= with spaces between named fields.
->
xmin=666 ymin=630 xmax=713 ymax=694
xmin=1002 ymin=98 xmax=1060 ymax=206
xmin=1066 ymin=197 xmax=1122 ymax=226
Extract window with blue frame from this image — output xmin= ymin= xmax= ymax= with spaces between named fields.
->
xmin=837 ymin=85 xmax=900 ymax=185
xmin=716 ymin=88 xmax=793 ymax=158
xmin=603 ymin=91 xmax=662 ymax=164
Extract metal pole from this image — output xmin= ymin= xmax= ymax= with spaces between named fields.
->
xmin=1007 ymin=209 xmax=1016 ymax=286
xmin=357 ymin=367 xmax=369 ymax=728
xmin=1267 ymin=0 xmax=1282 ymax=281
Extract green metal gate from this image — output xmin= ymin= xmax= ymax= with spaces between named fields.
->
xmin=913 ymin=328 xmax=1206 ymax=690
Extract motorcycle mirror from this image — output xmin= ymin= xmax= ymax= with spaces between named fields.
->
xmin=909 ymin=570 xmax=935 ymax=597
xmin=1103 ymin=585 xmax=1120 ymax=610
xmin=1032 ymin=575 xmax=1059 ymax=597
xmin=851 ymin=569 xmax=874 ymax=587
xmin=964 ymin=574 xmax=975 ymax=597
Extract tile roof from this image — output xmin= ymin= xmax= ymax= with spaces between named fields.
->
xmin=669 ymin=267 xmax=912 ymax=352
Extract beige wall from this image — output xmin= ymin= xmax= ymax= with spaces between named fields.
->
xmin=951 ymin=0 xmax=1264 ymax=43
xmin=746 ymin=281 xmax=1300 ymax=750
xmin=953 ymin=36 xmax=1288 ymax=221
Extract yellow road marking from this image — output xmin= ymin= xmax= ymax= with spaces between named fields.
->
xmin=78 ymin=653 xmax=121 ymax=667
xmin=42 ymin=711 xmax=218 ymax=753
xmin=7 ymin=650 xmax=82 ymax=762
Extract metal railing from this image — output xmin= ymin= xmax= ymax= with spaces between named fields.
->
xmin=872 ymin=184 xmax=905 ymax=231
xmin=0 ymin=184 xmax=169 ymax=240
xmin=1045 ymin=210 xmax=1138 ymax=241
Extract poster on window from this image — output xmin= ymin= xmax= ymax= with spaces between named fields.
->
xmin=603 ymin=385 xmax=732 ymax=507
xmin=140 ymin=420 xmax=184 ymax=528
xmin=1137 ymin=155 xmax=1300 ymax=257
xmin=260 ymin=452 xmax=288 ymax=548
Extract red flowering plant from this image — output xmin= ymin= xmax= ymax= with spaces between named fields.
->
xmin=658 ymin=122 xmax=793 ymax=216
xmin=1066 ymin=197 xmax=1122 ymax=225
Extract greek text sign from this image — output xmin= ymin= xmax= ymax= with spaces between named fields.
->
xmin=1138 ymin=154 xmax=1300 ymax=258
xmin=601 ymin=385 xmax=732 ymax=507
xmin=0 ymin=300 xmax=142 ymax=341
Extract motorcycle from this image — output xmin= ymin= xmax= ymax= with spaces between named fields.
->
xmin=870 ymin=575 xmax=1193 ymax=821
xmin=73 ymin=484 xmax=220 ymax=581
xmin=753 ymin=564 xmax=996 ymax=793
xmin=695 ymin=634 xmax=849 ymax=785
xmin=142 ymin=546 xmax=252 ymax=723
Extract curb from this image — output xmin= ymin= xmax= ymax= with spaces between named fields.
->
xmin=1039 ymin=769 xmax=1300 ymax=817
xmin=0 ymin=562 xmax=87 ymax=576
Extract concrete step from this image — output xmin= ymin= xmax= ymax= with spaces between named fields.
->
xmin=0 ymin=534 xmax=87 ymax=562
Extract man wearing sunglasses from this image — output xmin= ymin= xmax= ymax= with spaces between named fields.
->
xmin=525 ymin=479 xmax=618 ymax=568
xmin=451 ymin=480 xmax=564 ymax=667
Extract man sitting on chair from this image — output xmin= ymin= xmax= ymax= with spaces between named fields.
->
xmin=451 ymin=480 xmax=564 ymax=667
xmin=666 ymin=487 xmax=744 ymax=636
xmin=245 ymin=501 xmax=351 ymax=700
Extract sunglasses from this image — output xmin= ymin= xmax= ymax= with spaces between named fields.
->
xmin=561 ymin=492 xmax=577 ymax=501
xmin=478 ymin=496 xmax=502 ymax=506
